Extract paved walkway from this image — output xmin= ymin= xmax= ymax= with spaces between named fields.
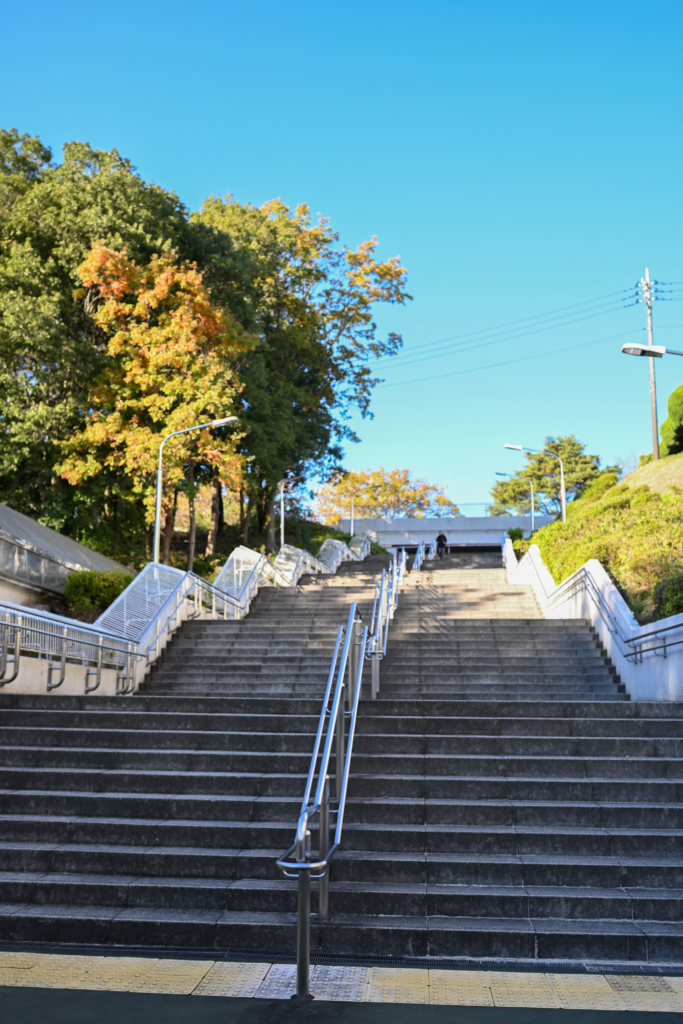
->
xmin=1 ymin=951 xmax=683 ymax=1018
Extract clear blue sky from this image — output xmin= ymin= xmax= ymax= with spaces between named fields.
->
xmin=3 ymin=0 xmax=683 ymax=511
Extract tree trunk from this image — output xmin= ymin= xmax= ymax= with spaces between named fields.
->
xmin=187 ymin=460 xmax=196 ymax=573
xmin=162 ymin=489 xmax=178 ymax=565
xmin=265 ymin=499 xmax=276 ymax=554
xmin=205 ymin=476 xmax=223 ymax=558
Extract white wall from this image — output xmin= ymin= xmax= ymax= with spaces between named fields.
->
xmin=0 ymin=656 xmax=121 ymax=696
xmin=505 ymin=540 xmax=683 ymax=702
xmin=341 ymin=515 xmax=555 ymax=548
xmin=0 ymin=577 xmax=51 ymax=609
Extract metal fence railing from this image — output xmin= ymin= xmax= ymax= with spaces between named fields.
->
xmin=0 ymin=534 xmax=374 ymax=694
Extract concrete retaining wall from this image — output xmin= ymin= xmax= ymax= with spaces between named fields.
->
xmin=505 ymin=540 xmax=683 ymax=702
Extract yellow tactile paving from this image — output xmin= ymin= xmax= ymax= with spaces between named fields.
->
xmin=0 ymin=952 xmax=42 ymax=969
xmin=489 ymin=970 xmax=562 ymax=1008
xmin=546 ymin=973 xmax=628 ymax=1011
xmin=429 ymin=968 xmax=493 ymax=1005
xmin=128 ymin=960 xmax=212 ymax=995
xmin=367 ymin=967 xmax=430 ymax=1004
xmin=193 ymin=961 xmax=271 ymax=997
xmin=2 ymin=951 xmax=683 ymax=1011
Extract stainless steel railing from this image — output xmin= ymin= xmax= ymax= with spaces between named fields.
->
xmin=276 ymin=552 xmax=412 ymax=999
xmin=502 ymin=536 xmax=683 ymax=662
xmin=411 ymin=541 xmax=425 ymax=572
xmin=276 ymin=603 xmax=367 ymax=999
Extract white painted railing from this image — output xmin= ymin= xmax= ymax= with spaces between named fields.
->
xmin=503 ymin=536 xmax=683 ymax=701
xmin=0 ymin=535 xmax=373 ymax=696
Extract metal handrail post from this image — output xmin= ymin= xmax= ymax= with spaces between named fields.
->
xmin=47 ymin=625 xmax=68 ymax=691
xmin=371 ymin=638 xmax=380 ymax=699
xmin=295 ymin=827 xmax=312 ymax=999
xmin=318 ymin=776 xmax=330 ymax=920
xmin=0 ymin=613 xmax=21 ymax=686
xmin=335 ymin=690 xmax=345 ymax=801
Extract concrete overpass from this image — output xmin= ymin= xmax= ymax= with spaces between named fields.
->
xmin=337 ymin=515 xmax=555 ymax=551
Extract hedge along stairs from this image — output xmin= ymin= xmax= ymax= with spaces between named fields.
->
xmin=0 ymin=552 xmax=682 ymax=963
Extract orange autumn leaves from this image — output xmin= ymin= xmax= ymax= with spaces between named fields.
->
xmin=57 ymin=244 xmax=253 ymax=522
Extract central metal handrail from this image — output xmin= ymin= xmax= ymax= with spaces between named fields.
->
xmin=276 ymin=603 xmax=367 ymax=999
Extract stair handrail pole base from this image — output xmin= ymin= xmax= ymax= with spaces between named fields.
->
xmin=295 ymin=828 xmax=313 ymax=1001
xmin=318 ymin=776 xmax=330 ymax=920
xmin=371 ymin=647 xmax=379 ymax=699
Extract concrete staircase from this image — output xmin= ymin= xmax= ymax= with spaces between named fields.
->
xmin=381 ymin=551 xmax=626 ymax=700
xmin=0 ymin=551 xmax=681 ymax=964
xmin=143 ymin=554 xmax=389 ymax=697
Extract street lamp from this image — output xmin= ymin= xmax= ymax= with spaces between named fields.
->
xmin=621 ymin=343 xmax=683 ymax=358
xmin=496 ymin=472 xmax=535 ymax=533
xmin=153 ymin=416 xmax=239 ymax=564
xmin=621 ymin=343 xmax=683 ymax=461
xmin=504 ymin=444 xmax=566 ymax=524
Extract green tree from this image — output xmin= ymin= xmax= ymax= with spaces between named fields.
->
xmin=0 ymin=129 xmax=199 ymax=555
xmin=195 ymin=197 xmax=410 ymax=550
xmin=660 ymin=384 xmax=683 ymax=457
xmin=489 ymin=435 xmax=618 ymax=517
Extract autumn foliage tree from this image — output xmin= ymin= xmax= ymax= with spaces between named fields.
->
xmin=195 ymin=198 xmax=411 ymax=548
xmin=56 ymin=244 xmax=252 ymax=556
xmin=314 ymin=468 xmax=460 ymax=524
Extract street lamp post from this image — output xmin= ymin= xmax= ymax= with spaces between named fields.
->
xmin=153 ymin=417 xmax=239 ymax=564
xmin=280 ymin=482 xmax=286 ymax=549
xmin=496 ymin=472 xmax=535 ymax=533
xmin=621 ymin=343 xmax=683 ymax=460
xmin=504 ymin=444 xmax=566 ymax=523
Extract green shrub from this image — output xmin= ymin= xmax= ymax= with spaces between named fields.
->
xmin=507 ymin=527 xmax=524 ymax=542
xmin=531 ymin=481 xmax=683 ymax=623
xmin=571 ymin=472 xmax=619 ymax=506
xmin=64 ymin=570 xmax=133 ymax=616
xmin=653 ymin=574 xmax=683 ymax=619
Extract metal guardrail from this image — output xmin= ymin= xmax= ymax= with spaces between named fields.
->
xmin=0 ymin=534 xmax=374 ymax=694
xmin=411 ymin=541 xmax=425 ymax=572
xmin=0 ymin=563 xmax=242 ymax=692
xmin=276 ymin=548 xmax=410 ymax=998
xmin=276 ymin=603 xmax=367 ymax=999
xmin=502 ymin=537 xmax=683 ymax=662
xmin=427 ymin=537 xmax=437 ymax=560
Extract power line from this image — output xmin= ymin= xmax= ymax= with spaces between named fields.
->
xmin=377 ymin=299 xmax=632 ymax=372
xmin=376 ymin=329 xmax=641 ymax=390
xmin=376 ymin=289 xmax=631 ymax=366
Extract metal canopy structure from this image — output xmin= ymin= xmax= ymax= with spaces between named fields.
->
xmin=0 ymin=503 xmax=128 ymax=596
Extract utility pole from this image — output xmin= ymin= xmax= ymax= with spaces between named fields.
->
xmin=643 ymin=268 xmax=660 ymax=461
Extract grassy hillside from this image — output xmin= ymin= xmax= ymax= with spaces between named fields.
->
xmin=514 ymin=455 xmax=683 ymax=623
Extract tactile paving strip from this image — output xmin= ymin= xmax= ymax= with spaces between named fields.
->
xmin=254 ymin=963 xmax=312 ymax=999
xmin=546 ymin=973 xmax=628 ymax=1011
xmin=311 ymin=965 xmax=371 ymax=1001
xmin=194 ymin=962 xmax=271 ymax=998
xmin=605 ymin=974 xmax=683 ymax=1013
xmin=2 ymin=951 xmax=683 ymax=1010
xmin=489 ymin=971 xmax=562 ymax=1008
xmin=128 ymin=960 xmax=212 ymax=995
xmin=429 ymin=969 xmax=493 ymax=1006
xmin=367 ymin=967 xmax=430 ymax=1004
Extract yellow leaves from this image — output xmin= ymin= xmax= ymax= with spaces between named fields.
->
xmin=56 ymin=243 xmax=250 ymax=520
xmin=314 ymin=468 xmax=459 ymax=524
